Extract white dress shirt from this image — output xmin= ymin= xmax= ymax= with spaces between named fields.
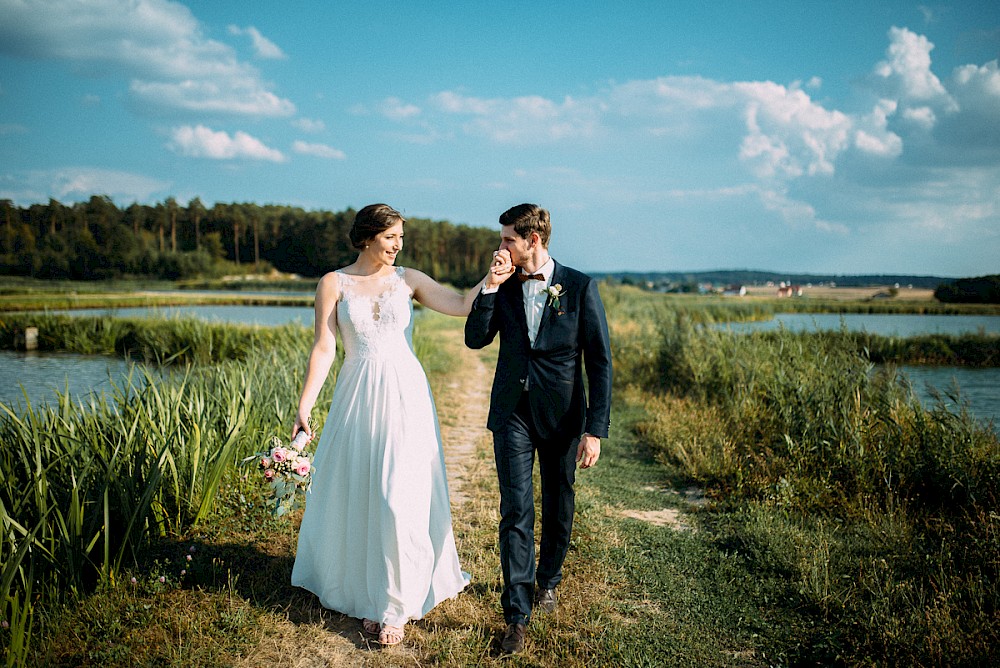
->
xmin=523 ymin=258 xmax=554 ymax=347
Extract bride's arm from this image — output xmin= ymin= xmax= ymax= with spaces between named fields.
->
xmin=406 ymin=256 xmax=513 ymax=316
xmin=294 ymin=272 xmax=339 ymax=439
xmin=406 ymin=268 xmax=488 ymax=316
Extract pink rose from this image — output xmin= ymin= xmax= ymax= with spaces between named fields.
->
xmin=264 ymin=469 xmax=275 ymax=480
xmin=271 ymin=447 xmax=288 ymax=463
xmin=295 ymin=460 xmax=311 ymax=476
xmin=260 ymin=456 xmax=271 ymax=468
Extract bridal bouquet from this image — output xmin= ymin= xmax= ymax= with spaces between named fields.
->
xmin=245 ymin=430 xmax=315 ymax=517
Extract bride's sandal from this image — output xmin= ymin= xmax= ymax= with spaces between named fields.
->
xmin=362 ymin=618 xmax=380 ymax=636
xmin=378 ymin=624 xmax=405 ymax=646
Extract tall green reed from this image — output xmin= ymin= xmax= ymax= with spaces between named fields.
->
xmin=0 ymin=309 xmax=452 ymax=662
xmin=0 ymin=322 xmax=321 ymax=634
xmin=608 ymin=285 xmax=1000 ymax=665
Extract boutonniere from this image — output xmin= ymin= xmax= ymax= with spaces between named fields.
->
xmin=544 ymin=283 xmax=564 ymax=310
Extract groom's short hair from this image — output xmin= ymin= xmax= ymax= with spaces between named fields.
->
xmin=500 ymin=203 xmax=551 ymax=248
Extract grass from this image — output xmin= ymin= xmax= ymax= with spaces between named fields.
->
xmin=608 ymin=286 xmax=1000 ymax=666
xmin=0 ymin=292 xmax=313 ymax=313
xmin=2 ymin=285 xmax=998 ymax=666
xmin=0 ymin=313 xmax=306 ymax=365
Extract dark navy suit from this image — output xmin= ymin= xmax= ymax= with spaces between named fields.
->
xmin=465 ymin=260 xmax=612 ymax=624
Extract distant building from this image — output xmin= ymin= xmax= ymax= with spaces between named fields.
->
xmin=777 ymin=284 xmax=803 ymax=297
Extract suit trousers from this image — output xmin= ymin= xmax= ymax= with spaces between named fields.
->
xmin=493 ymin=392 xmax=577 ymax=624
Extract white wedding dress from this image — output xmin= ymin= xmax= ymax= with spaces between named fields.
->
xmin=291 ymin=266 xmax=469 ymax=626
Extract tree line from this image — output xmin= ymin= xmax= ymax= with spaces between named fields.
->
xmin=934 ymin=275 xmax=1000 ymax=304
xmin=0 ymin=196 xmax=500 ymax=287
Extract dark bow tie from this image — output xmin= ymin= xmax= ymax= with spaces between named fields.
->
xmin=517 ymin=272 xmax=545 ymax=282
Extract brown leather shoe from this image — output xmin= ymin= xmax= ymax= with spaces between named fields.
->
xmin=500 ymin=622 xmax=526 ymax=654
xmin=534 ymin=587 xmax=557 ymax=613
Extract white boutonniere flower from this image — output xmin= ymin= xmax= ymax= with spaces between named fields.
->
xmin=544 ymin=283 xmax=564 ymax=310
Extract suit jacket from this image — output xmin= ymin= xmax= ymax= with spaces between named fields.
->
xmin=465 ymin=260 xmax=612 ymax=440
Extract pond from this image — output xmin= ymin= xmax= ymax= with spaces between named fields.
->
xmin=719 ymin=313 xmax=1000 ymax=336
xmin=0 ymin=350 xmax=143 ymax=409
xmin=36 ymin=304 xmax=316 ymax=327
xmin=3 ymin=308 xmax=997 ymax=433
xmin=896 ymin=365 xmax=999 ymax=431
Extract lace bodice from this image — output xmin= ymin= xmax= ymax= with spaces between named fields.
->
xmin=336 ymin=267 xmax=415 ymax=360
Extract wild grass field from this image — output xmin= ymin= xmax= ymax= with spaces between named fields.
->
xmin=1 ymin=285 xmax=998 ymax=666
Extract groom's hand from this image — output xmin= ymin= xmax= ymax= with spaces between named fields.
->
xmin=486 ymin=249 xmax=515 ymax=289
xmin=576 ymin=434 xmax=601 ymax=469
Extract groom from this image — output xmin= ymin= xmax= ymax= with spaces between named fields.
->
xmin=465 ymin=203 xmax=612 ymax=654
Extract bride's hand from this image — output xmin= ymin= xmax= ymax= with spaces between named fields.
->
xmin=292 ymin=411 xmax=312 ymax=441
xmin=489 ymin=250 xmax=515 ymax=283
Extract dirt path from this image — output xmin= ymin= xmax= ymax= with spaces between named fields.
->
xmin=237 ymin=328 xmax=496 ymax=668
xmin=434 ymin=329 xmax=494 ymax=506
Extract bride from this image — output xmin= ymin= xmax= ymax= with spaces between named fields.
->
xmin=290 ymin=203 xmax=511 ymax=646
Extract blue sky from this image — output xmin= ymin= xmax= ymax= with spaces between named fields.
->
xmin=1 ymin=1 xmax=998 ymax=277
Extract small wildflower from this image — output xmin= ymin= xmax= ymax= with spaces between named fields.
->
xmin=2 ymin=620 xmax=9 ymax=629
xmin=130 ymin=576 xmax=137 ymax=584
xmin=189 ymin=545 xmax=196 ymax=553
xmin=186 ymin=554 xmax=192 ymax=561
xmin=158 ymin=576 xmax=165 ymax=583
xmin=180 ymin=570 xmax=186 ymax=576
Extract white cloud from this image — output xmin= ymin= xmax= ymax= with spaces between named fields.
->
xmin=169 ymin=125 xmax=286 ymax=161
xmin=432 ymin=91 xmax=599 ymax=143
xmin=734 ymin=81 xmax=852 ymax=177
xmin=292 ymin=140 xmax=346 ymax=159
xmin=853 ymin=99 xmax=903 ymax=156
xmin=901 ymin=106 xmax=937 ymax=129
xmin=292 ymin=117 xmax=326 ymax=133
xmin=379 ymin=97 xmax=421 ymax=120
xmin=131 ymin=80 xmax=293 ymax=116
xmin=872 ymin=27 xmax=957 ymax=112
xmin=0 ymin=0 xmax=294 ymax=117
xmin=228 ymin=25 xmax=287 ymax=60
xmin=0 ymin=167 xmax=170 ymax=205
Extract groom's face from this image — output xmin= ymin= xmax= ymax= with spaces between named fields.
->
xmin=499 ymin=224 xmax=534 ymax=268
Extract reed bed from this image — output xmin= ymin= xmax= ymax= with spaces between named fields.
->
xmin=607 ymin=284 xmax=1000 ymax=665
xmin=0 ymin=318 xmax=323 ymax=663
xmin=0 ymin=294 xmax=312 ymax=313
xmin=3 ymin=286 xmax=998 ymax=665
xmin=0 ymin=309 xmax=462 ymax=665
xmin=0 ymin=313 xmax=302 ymax=365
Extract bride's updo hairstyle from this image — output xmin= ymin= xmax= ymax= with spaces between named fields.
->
xmin=499 ymin=203 xmax=551 ymax=248
xmin=349 ymin=203 xmax=406 ymax=250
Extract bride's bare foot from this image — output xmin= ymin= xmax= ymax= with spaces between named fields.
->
xmin=361 ymin=618 xmax=380 ymax=636
xmin=378 ymin=624 xmax=404 ymax=646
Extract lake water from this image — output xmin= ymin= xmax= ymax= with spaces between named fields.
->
xmin=720 ymin=313 xmax=1000 ymax=336
xmin=895 ymin=365 xmax=999 ymax=432
xmin=37 ymin=304 xmax=316 ymax=327
xmin=2 ymin=310 xmax=997 ymax=432
xmin=0 ymin=350 xmax=143 ymax=409
xmin=714 ymin=313 xmax=999 ymax=432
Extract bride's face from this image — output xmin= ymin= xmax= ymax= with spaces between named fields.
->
xmin=367 ymin=222 xmax=403 ymax=266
